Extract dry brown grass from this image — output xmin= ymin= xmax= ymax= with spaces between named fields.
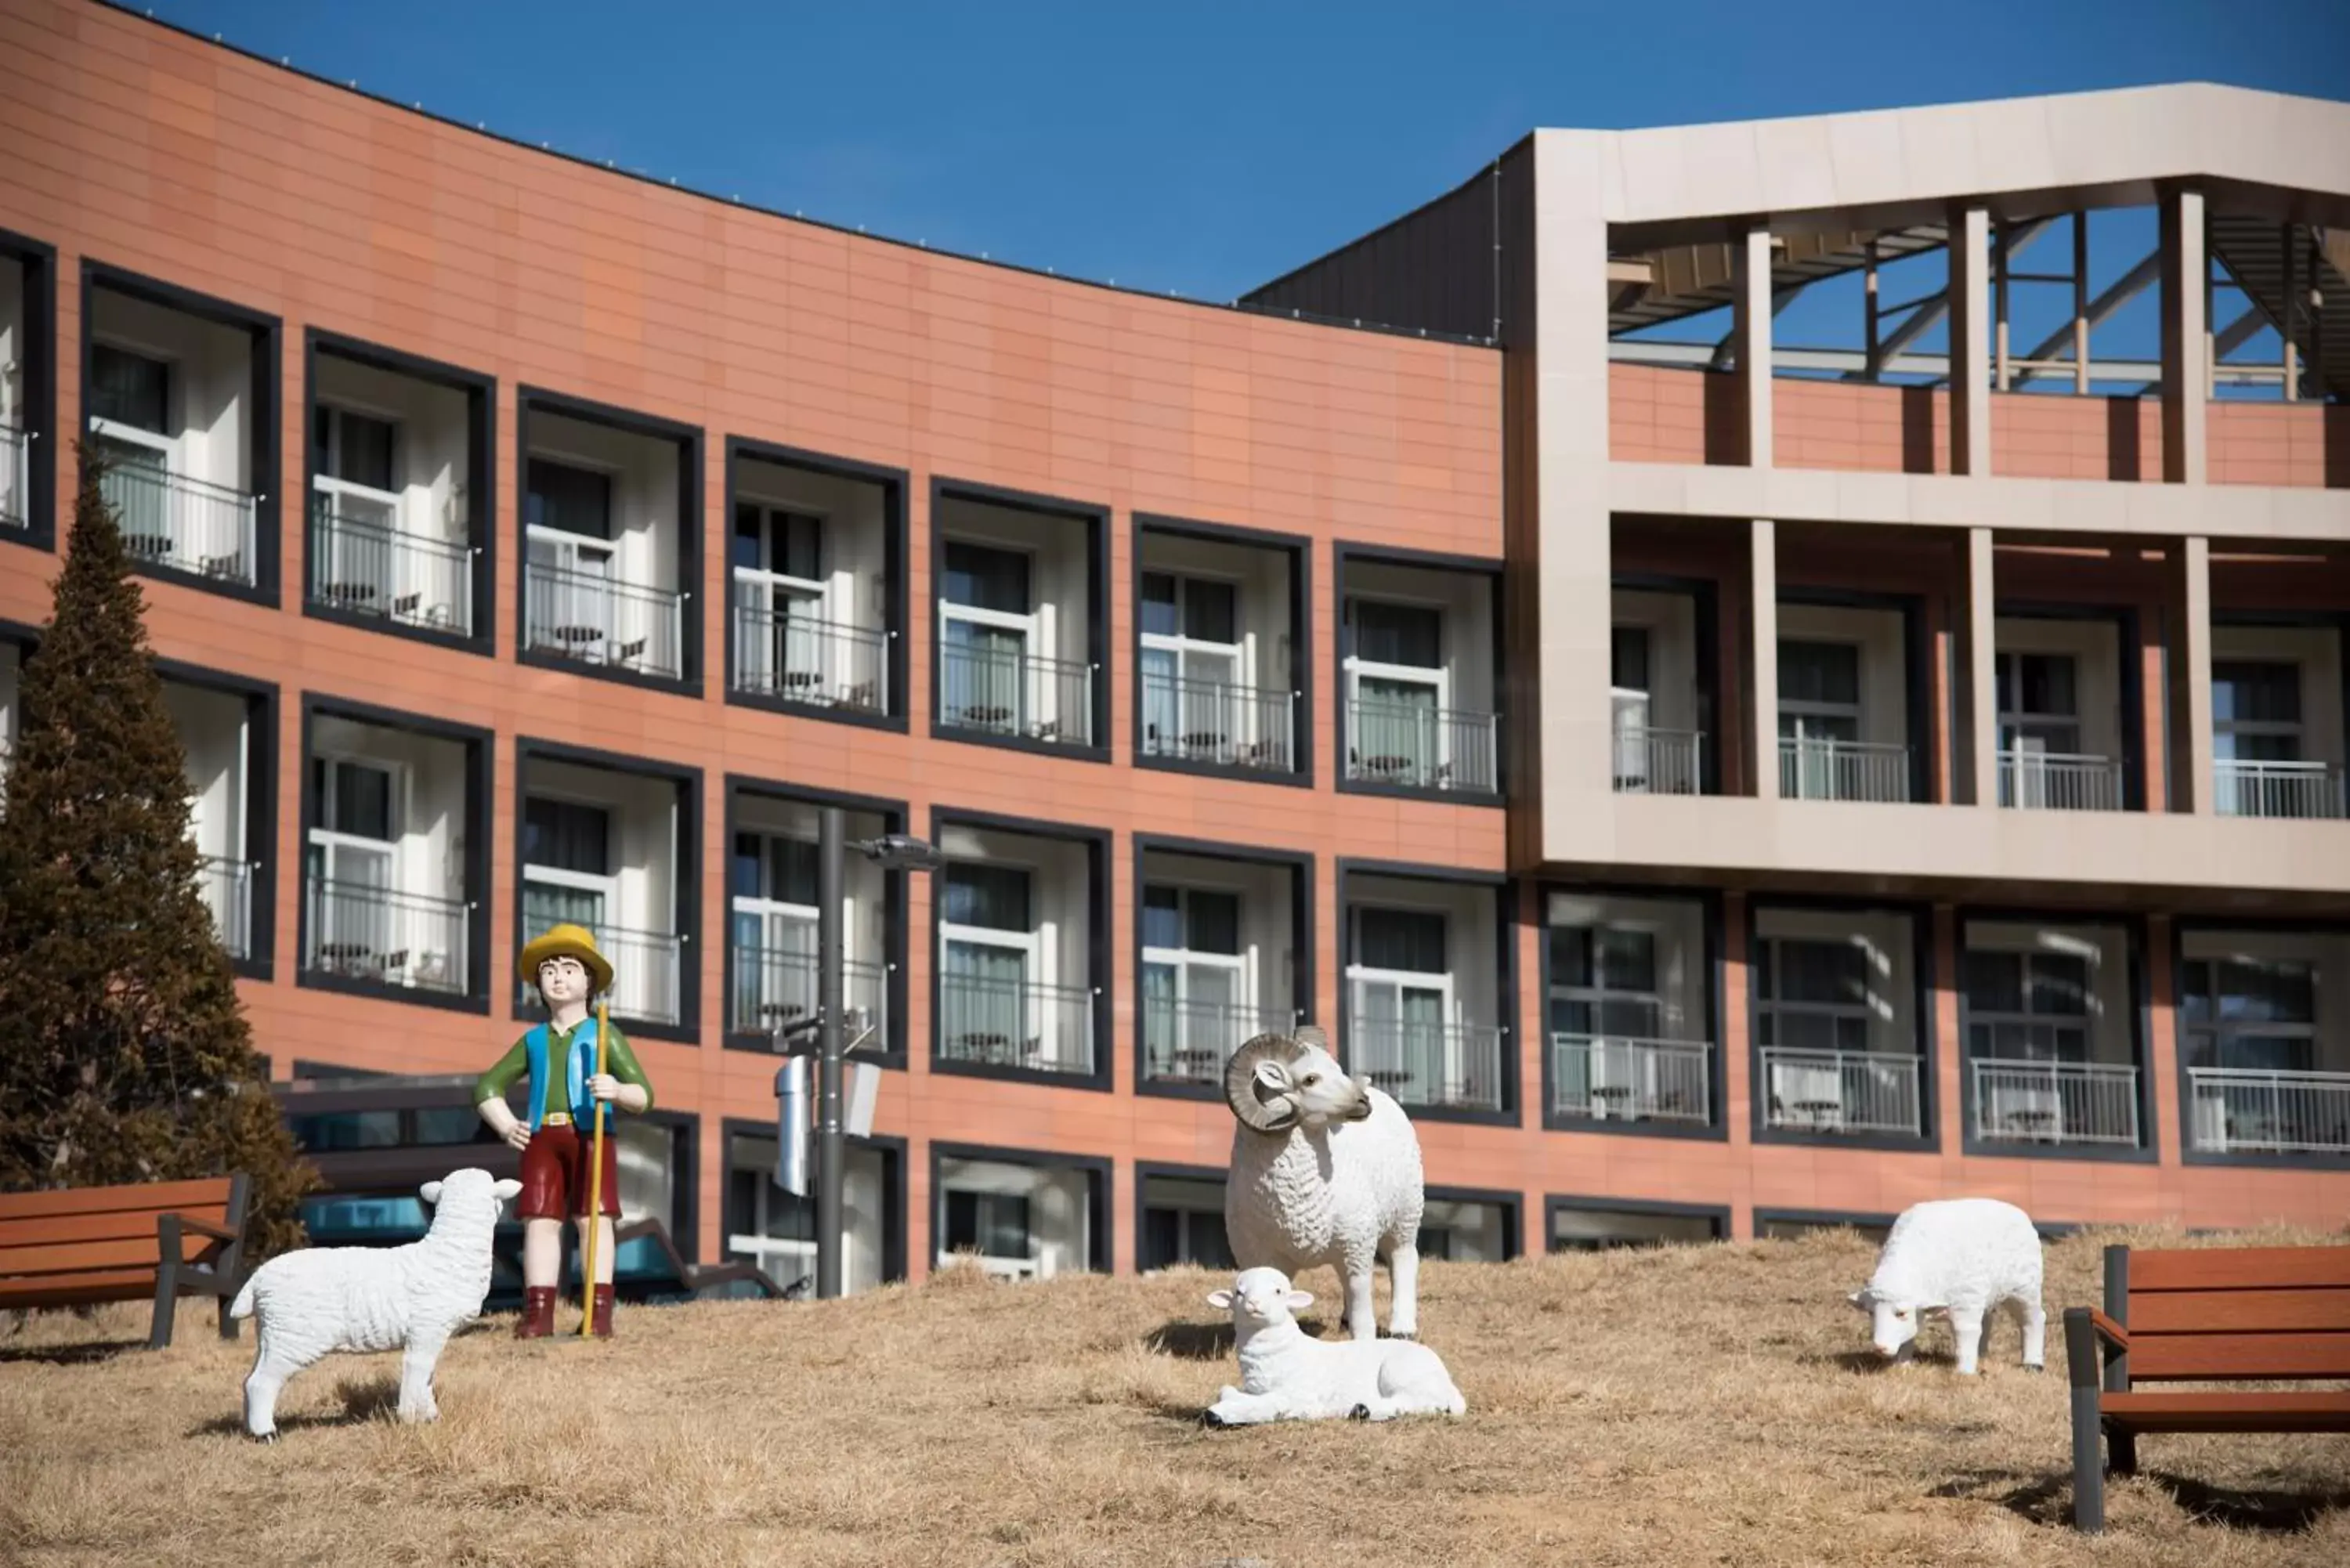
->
xmin=2 ymin=1223 xmax=2346 ymax=1567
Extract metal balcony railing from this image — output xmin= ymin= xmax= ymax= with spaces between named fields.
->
xmin=1551 ymin=1034 xmax=1712 ymax=1124
xmin=197 ymin=854 xmax=253 ymax=961
xmin=99 ymin=463 xmax=258 ymax=586
xmin=731 ymin=604 xmax=890 ymax=715
xmin=513 ymin=922 xmax=682 ymax=1026
xmin=938 ymin=642 xmax=1095 ymax=746
xmin=1998 ymin=750 xmax=2124 ymax=811
xmin=1345 ymin=1017 xmax=1506 ymax=1114
xmin=1761 ymin=1046 xmax=1922 ymax=1135
xmin=2214 ymin=758 xmax=2347 ymax=821
xmin=1970 ymin=1059 xmax=2140 ymax=1146
xmin=524 ymin=562 xmax=687 ymax=681
xmin=729 ymin=941 xmax=890 ymax=1048
xmin=1779 ymin=736 xmax=1912 ymax=803
xmin=1346 ymin=699 xmax=1499 ymax=793
xmin=1140 ymin=670 xmax=1296 ymax=772
xmin=2187 ymin=1066 xmax=2350 ymax=1155
xmin=938 ymin=973 xmax=1095 ymax=1075
xmin=1613 ymin=727 xmax=1705 ymax=795
xmin=1141 ymin=996 xmax=1296 ymax=1086
xmin=309 ymin=492 xmax=476 ymax=637
xmin=1 ymin=421 xmax=27 ymax=529
xmin=303 ymin=877 xmax=469 ymax=994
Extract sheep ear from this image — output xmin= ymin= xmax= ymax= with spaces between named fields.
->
xmin=492 ymin=1178 xmax=522 ymax=1201
xmin=419 ymin=1181 xmax=443 ymax=1205
xmin=1285 ymin=1290 xmax=1314 ymax=1311
xmin=1206 ymin=1291 xmax=1232 ymax=1311
xmin=1253 ymin=1059 xmax=1292 ymax=1092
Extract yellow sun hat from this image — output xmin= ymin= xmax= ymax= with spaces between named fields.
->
xmin=517 ymin=923 xmax=614 ymax=995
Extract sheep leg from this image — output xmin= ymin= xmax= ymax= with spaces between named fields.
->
xmin=1948 ymin=1306 xmax=1986 ymax=1375
xmin=1385 ymin=1241 xmax=1420 ymax=1340
xmin=1342 ymin=1255 xmax=1379 ymax=1343
xmin=1350 ymin=1396 xmax=1402 ymax=1422
xmin=396 ymin=1329 xmax=448 ymax=1423
xmin=243 ymin=1339 xmax=303 ymax=1441
xmin=2019 ymin=1297 xmax=2048 ymax=1370
xmin=1205 ymin=1387 xmax=1282 ymax=1427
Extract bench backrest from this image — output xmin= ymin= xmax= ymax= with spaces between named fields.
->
xmin=0 ymin=1177 xmax=242 ymax=1284
xmin=2106 ymin=1243 xmax=2350 ymax=1383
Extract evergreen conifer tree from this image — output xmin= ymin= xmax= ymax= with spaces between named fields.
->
xmin=0 ymin=450 xmax=314 ymax=1255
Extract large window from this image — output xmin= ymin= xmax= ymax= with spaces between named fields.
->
xmin=1347 ymin=600 xmax=1446 ymax=731
xmin=1777 ymin=640 xmax=1861 ymax=746
xmin=1964 ymin=948 xmax=2090 ymax=1061
xmin=733 ymin=503 xmax=825 ymax=691
xmin=89 ymin=343 xmax=169 ymax=434
xmin=1143 ymin=884 xmax=1245 ymax=1075
xmin=522 ymin=796 xmax=613 ymax=934
xmin=943 ymin=1190 xmax=1030 ymax=1260
xmin=1755 ymin=938 xmax=1873 ymax=1053
xmin=315 ymin=406 xmax=398 ymax=493
xmin=1997 ymin=652 xmax=2081 ymax=757
xmin=1350 ymin=906 xmax=1451 ymax=1054
xmin=2182 ymin=956 xmax=2317 ymax=1072
xmin=941 ymin=863 xmax=1036 ymax=1013
xmin=1141 ymin=572 xmax=1242 ymax=754
xmin=1140 ymin=1173 xmax=1234 ymax=1272
xmin=1549 ymin=925 xmax=1662 ymax=1039
xmin=939 ymin=542 xmax=1035 ymax=729
xmin=2212 ymin=662 xmax=2304 ymax=764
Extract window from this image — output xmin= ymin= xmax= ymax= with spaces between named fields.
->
xmin=1347 ymin=598 xmax=1452 ymax=782
xmin=1143 ymin=885 xmax=1248 ymax=1076
xmin=315 ymin=406 xmax=398 ymax=493
xmin=1964 ymin=948 xmax=2091 ymax=1060
xmin=730 ymin=830 xmax=821 ymax=1029
xmin=1349 ymin=906 xmax=1452 ymax=1080
xmin=939 ymin=542 xmax=1037 ymax=732
xmin=1141 ymin=1175 xmax=1234 ymax=1270
xmin=306 ymin=755 xmax=399 ymax=964
xmin=90 ymin=344 xmax=169 ymax=434
xmin=941 ymin=864 xmax=1038 ymax=1039
xmin=522 ymin=795 xmax=614 ymax=934
xmin=1777 ymin=640 xmax=1861 ymax=745
xmin=87 ymin=345 xmax=175 ymax=537
xmin=1997 ymin=652 xmax=2081 ymax=757
xmin=944 ymin=1190 xmax=1030 ymax=1259
xmin=1550 ymin=1206 xmax=1719 ymax=1252
xmin=1755 ymin=937 xmax=1873 ymax=1053
xmin=526 ymin=460 xmax=612 ymax=541
xmin=2182 ymin=955 xmax=2318 ymax=1072
xmin=1141 ymin=573 xmax=1246 ymax=760
xmin=1549 ymin=925 xmax=1663 ymax=1039
xmin=733 ymin=504 xmax=826 ymax=693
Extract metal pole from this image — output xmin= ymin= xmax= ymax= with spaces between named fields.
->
xmin=815 ymin=805 xmax=845 ymax=1300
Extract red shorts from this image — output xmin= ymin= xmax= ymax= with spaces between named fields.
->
xmin=518 ymin=1120 xmax=621 ymax=1221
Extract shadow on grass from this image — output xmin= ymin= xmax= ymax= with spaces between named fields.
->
xmin=1930 ymin=1468 xmax=2349 ymax=1534
xmin=187 ymin=1375 xmax=402 ymax=1439
xmin=1144 ymin=1317 xmax=1334 ymax=1361
xmin=0 ymin=1339 xmax=147 ymax=1366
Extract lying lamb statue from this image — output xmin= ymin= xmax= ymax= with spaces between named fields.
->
xmin=1203 ymin=1267 xmax=1465 ymax=1426
xmin=1847 ymin=1196 xmax=2045 ymax=1375
xmin=230 ymin=1168 xmax=521 ymax=1440
xmin=1223 ymin=1025 xmax=1426 ymax=1342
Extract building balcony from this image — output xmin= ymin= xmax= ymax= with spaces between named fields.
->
xmin=2214 ymin=758 xmax=2346 ymax=821
xmin=1 ymin=421 xmax=26 ymax=529
xmin=303 ymin=878 xmax=469 ymax=995
xmin=1141 ymin=671 xmax=1296 ymax=772
xmin=938 ymin=641 xmax=1094 ymax=746
xmin=728 ymin=938 xmax=888 ymax=1050
xmin=2187 ymin=1067 xmax=2350 ymax=1156
xmin=1760 ymin=1046 xmax=1922 ymax=1136
xmin=1998 ymin=750 xmax=2124 ymax=811
xmin=197 ymin=854 xmax=253 ymax=961
xmin=937 ymin=974 xmax=1095 ymax=1077
xmin=1970 ymin=1059 xmax=2140 ymax=1147
xmin=1612 ymin=724 xmax=1705 ymax=796
xmin=98 ymin=461 xmax=258 ymax=586
xmin=309 ymin=490 xmax=476 ymax=636
xmin=1778 ymin=736 xmax=1912 ymax=803
xmin=1141 ymin=995 xmax=1292 ymax=1087
xmin=1551 ymin=1034 xmax=1711 ymax=1125
xmin=523 ymin=562 xmax=687 ymax=682
xmin=731 ymin=605 xmax=888 ymax=715
xmin=1347 ymin=1017 xmax=1506 ymax=1114
xmin=1344 ymin=699 xmax=1499 ymax=793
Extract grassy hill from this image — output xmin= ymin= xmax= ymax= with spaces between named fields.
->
xmin=2 ymin=1223 xmax=2345 ymax=1566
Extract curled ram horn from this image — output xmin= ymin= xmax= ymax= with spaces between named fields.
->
xmin=1224 ymin=1030 xmax=1307 ymax=1133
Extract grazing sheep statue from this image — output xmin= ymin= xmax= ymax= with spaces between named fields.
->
xmin=230 ymin=1168 xmax=522 ymax=1440
xmin=1202 ymin=1267 xmax=1466 ymax=1426
xmin=1846 ymin=1197 xmax=2046 ymax=1375
xmin=1222 ymin=1025 xmax=1426 ymax=1342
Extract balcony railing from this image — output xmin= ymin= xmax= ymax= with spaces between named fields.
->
xmin=1761 ymin=1046 xmax=1922 ymax=1136
xmin=938 ymin=973 xmax=1095 ymax=1075
xmin=1141 ymin=996 xmax=1296 ymax=1086
xmin=2214 ymin=759 xmax=2347 ymax=821
xmin=197 ymin=854 xmax=253 ymax=961
xmin=1141 ymin=670 xmax=1296 ymax=772
xmin=938 ymin=642 xmax=1094 ymax=746
xmin=1970 ymin=1059 xmax=2140 ymax=1146
xmin=99 ymin=463 xmax=258 ymax=586
xmin=1998 ymin=750 xmax=2123 ymax=812
xmin=309 ymin=490 xmax=476 ymax=637
xmin=1779 ymin=737 xmax=1912 ymax=803
xmin=2187 ymin=1066 xmax=2350 ymax=1155
xmin=303 ymin=877 xmax=469 ymax=994
xmin=1 ymin=421 xmax=27 ymax=529
xmin=1613 ymin=727 xmax=1705 ymax=795
xmin=514 ymin=923 xmax=682 ymax=1026
xmin=524 ymin=562 xmax=687 ymax=681
xmin=1346 ymin=699 xmax=1499 ymax=793
xmin=732 ymin=604 xmax=889 ymax=715
xmin=1346 ymin=1017 xmax=1506 ymax=1114
xmin=1551 ymin=1034 xmax=1711 ymax=1124
xmin=729 ymin=941 xmax=890 ymax=1048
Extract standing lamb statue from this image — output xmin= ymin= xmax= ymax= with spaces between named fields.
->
xmin=1203 ymin=1267 xmax=1466 ymax=1426
xmin=1847 ymin=1197 xmax=2046 ymax=1375
xmin=1222 ymin=1025 xmax=1426 ymax=1342
xmin=230 ymin=1168 xmax=522 ymax=1440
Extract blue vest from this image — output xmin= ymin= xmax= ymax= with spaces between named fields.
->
xmin=522 ymin=1019 xmax=606 ymax=1131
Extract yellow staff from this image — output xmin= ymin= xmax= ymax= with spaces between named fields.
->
xmin=578 ymin=995 xmax=611 ymax=1340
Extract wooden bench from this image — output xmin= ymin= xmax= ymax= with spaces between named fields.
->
xmin=0 ymin=1175 xmax=253 ymax=1349
xmin=2063 ymin=1241 xmax=2350 ymax=1532
xmin=613 ymin=1216 xmax=785 ymax=1300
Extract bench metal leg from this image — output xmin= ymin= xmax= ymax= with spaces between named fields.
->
xmin=2063 ymin=1306 xmax=2105 ymax=1533
xmin=148 ymin=1217 xmax=183 ymax=1351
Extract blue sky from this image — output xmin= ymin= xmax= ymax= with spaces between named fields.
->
xmin=145 ymin=0 xmax=2350 ymax=310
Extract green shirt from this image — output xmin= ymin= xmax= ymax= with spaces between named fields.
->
xmin=475 ymin=1016 xmax=655 ymax=1123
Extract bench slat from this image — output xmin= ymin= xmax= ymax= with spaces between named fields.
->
xmin=0 ymin=1237 xmax=183 ymax=1277
xmin=2128 ymin=1246 xmax=2350 ymax=1292
xmin=0 ymin=1270 xmax=171 ymax=1309
xmin=0 ymin=1179 xmax=236 ymax=1222
xmin=2128 ymin=1287 xmax=2350 ymax=1335
xmin=2103 ymin=1390 xmax=2350 ymax=1434
xmin=2126 ymin=1330 xmax=2350 ymax=1382
xmin=0 ymin=1208 xmax=232 ymax=1250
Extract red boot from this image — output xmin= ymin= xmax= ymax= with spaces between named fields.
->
xmin=515 ymin=1286 xmax=557 ymax=1339
xmin=589 ymin=1284 xmax=615 ymax=1339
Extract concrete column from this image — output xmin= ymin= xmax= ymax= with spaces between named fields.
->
xmin=1748 ymin=518 xmax=1780 ymax=800
xmin=2159 ymin=187 xmax=2208 ymax=484
xmin=1949 ymin=208 xmax=1993 ymax=476
xmin=2163 ymin=537 xmax=2215 ymax=814
xmin=1965 ymin=528 xmax=1999 ymax=806
xmin=1734 ymin=227 xmax=1774 ymax=468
